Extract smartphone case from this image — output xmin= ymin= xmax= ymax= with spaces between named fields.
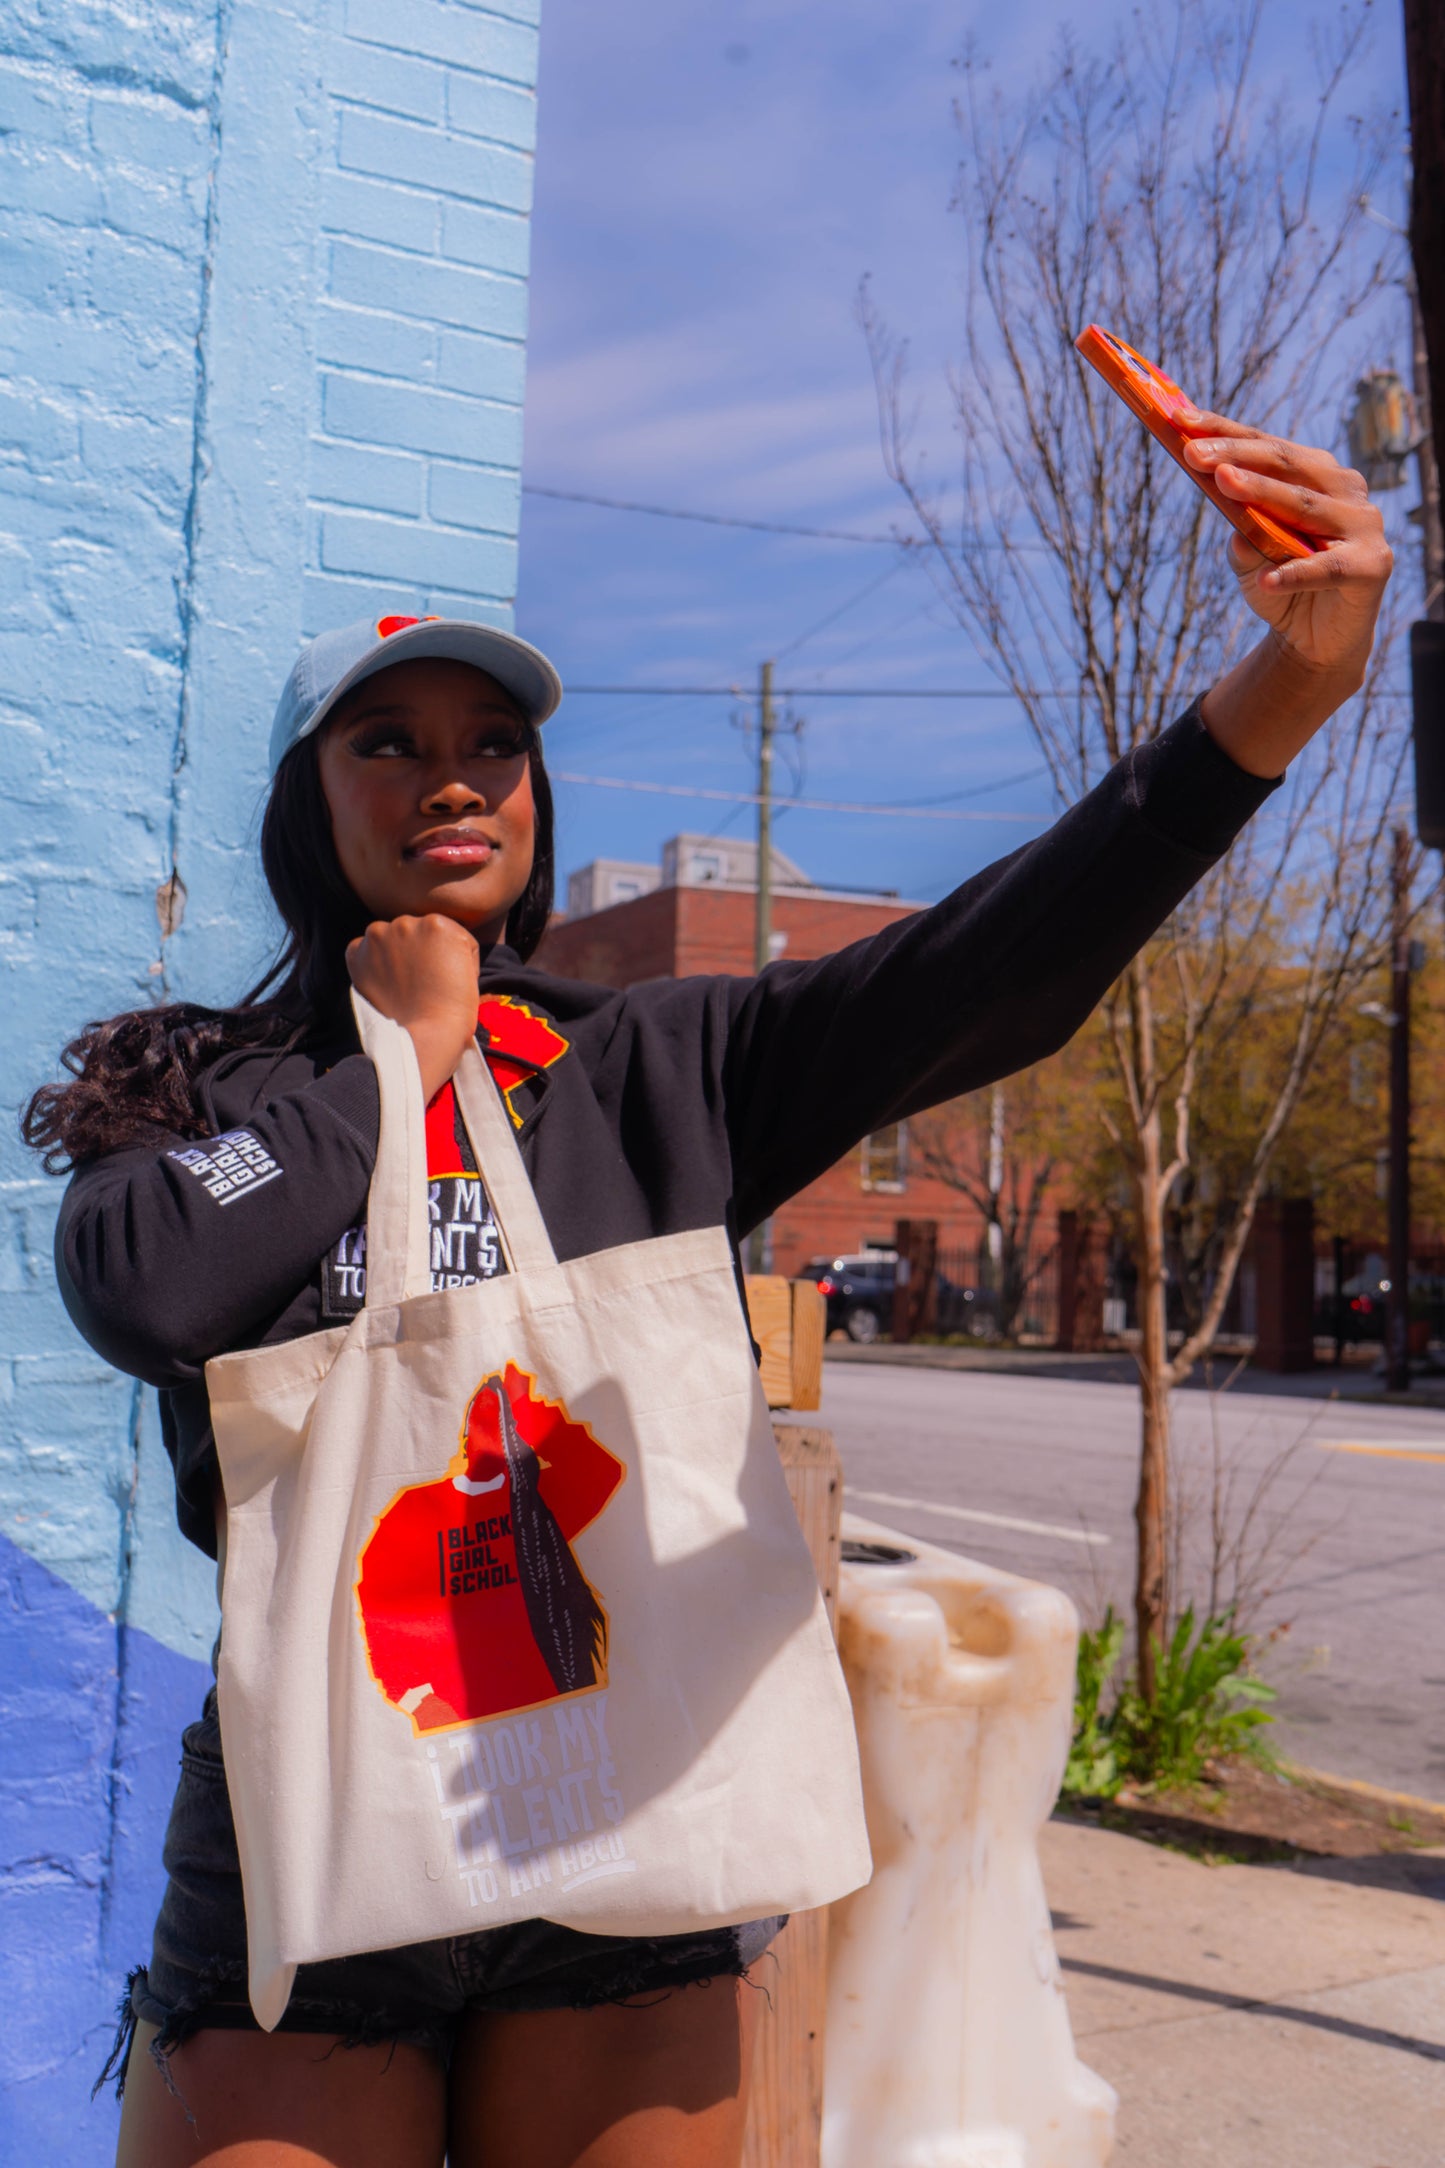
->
xmin=1074 ymin=325 xmax=1318 ymax=566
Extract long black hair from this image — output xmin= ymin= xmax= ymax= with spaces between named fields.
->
xmin=22 ymin=724 xmax=555 ymax=1173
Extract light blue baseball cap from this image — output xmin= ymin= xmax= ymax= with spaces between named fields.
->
xmin=268 ymin=611 xmax=563 ymax=776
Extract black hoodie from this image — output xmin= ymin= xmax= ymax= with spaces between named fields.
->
xmin=55 ymin=708 xmax=1275 ymax=1556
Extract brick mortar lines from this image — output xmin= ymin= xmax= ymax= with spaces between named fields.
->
xmin=342 ymin=1 xmax=538 ymax=86
xmin=318 ymin=207 xmax=531 ymax=270
xmin=329 ymin=72 xmax=536 ymax=117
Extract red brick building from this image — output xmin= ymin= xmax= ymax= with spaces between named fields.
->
xmin=537 ymin=838 xmax=991 ymax=1276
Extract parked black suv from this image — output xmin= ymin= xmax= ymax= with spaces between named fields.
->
xmin=803 ymin=1253 xmax=897 ymax=1343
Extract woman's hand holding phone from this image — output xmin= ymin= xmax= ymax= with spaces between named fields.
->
xmin=1183 ymin=411 xmax=1394 ymax=777
xmin=1074 ymin=329 xmax=1393 ymax=778
xmin=1181 ymin=415 xmax=1391 ymax=657
xmin=346 ymin=915 xmax=481 ymax=1102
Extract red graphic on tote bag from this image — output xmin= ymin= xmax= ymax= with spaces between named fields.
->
xmin=355 ymin=1365 xmax=624 ymax=1735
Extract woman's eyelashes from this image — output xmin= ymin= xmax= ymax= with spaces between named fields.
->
xmin=346 ymin=722 xmax=527 ymax=762
xmin=345 ymin=723 xmax=413 ymax=758
xmin=476 ymin=732 xmax=529 ymax=761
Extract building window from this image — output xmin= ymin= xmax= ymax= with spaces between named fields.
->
xmin=692 ymin=850 xmax=724 ymax=883
xmin=860 ymin=1123 xmax=906 ymax=1192
xmin=610 ymin=877 xmax=643 ymax=903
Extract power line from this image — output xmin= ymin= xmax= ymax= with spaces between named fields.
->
xmin=774 ymin=560 xmax=912 ymax=663
xmin=522 ymin=483 xmax=902 ymax=545
xmin=898 ymin=765 xmax=1048 ymax=806
xmin=563 ymin=684 xmax=1041 ymax=698
xmin=522 ymin=482 xmax=1050 ymax=553
xmin=804 ymin=592 xmax=938 ymax=682
xmin=562 ymin=682 xmax=1413 ymax=700
xmin=548 ymin=770 xmax=1046 ymax=824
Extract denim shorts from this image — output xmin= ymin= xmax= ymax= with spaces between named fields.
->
xmin=102 ymin=1689 xmax=782 ymax=2095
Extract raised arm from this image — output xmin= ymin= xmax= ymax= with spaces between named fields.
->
xmin=719 ymin=708 xmax=1274 ymax=1232
xmin=721 ymin=417 xmax=1391 ymax=1233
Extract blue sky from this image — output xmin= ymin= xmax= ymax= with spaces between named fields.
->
xmin=516 ymin=0 xmax=1412 ymax=904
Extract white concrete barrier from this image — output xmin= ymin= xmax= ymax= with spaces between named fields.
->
xmin=823 ymin=1513 xmax=1116 ymax=2168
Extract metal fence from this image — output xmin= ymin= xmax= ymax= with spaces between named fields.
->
xmin=896 ymin=1221 xmax=1445 ymax=1352
xmin=931 ymin=1242 xmax=1062 ymax=1344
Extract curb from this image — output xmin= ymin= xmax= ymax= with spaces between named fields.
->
xmin=822 ymin=1343 xmax=1445 ymax=1404
xmin=822 ymin=1344 xmax=1133 ymax=1375
xmin=1284 ymin=1760 xmax=1445 ymax=1822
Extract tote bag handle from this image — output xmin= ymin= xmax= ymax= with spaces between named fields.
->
xmin=352 ymin=990 xmax=559 ymax=1310
xmin=352 ymin=993 xmax=432 ymax=1310
xmin=451 ymin=1040 xmax=558 ymax=1274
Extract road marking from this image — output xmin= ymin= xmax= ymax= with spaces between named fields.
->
xmin=849 ymin=1487 xmax=1110 ymax=1547
xmin=1317 ymin=1441 xmax=1445 ymax=1465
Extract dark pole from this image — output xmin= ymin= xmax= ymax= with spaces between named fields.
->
xmin=1411 ymin=286 xmax=1445 ymax=622
xmin=1386 ymin=826 xmax=1413 ymax=1392
xmin=1404 ymin=0 xmax=1445 ymax=617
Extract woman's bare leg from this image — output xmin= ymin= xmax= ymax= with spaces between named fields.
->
xmin=447 ymin=1979 xmax=759 ymax=2168
xmin=116 ymin=2017 xmax=447 ymax=2168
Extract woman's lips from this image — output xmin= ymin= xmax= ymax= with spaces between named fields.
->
xmin=406 ymin=829 xmax=496 ymax=864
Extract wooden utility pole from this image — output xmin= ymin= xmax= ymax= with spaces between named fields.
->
xmin=1386 ymin=826 xmax=1413 ymax=1394
xmin=744 ymin=661 xmax=779 ymax=1272
xmin=755 ymin=658 xmax=775 ymax=972
xmin=1405 ymin=0 xmax=1445 ymax=618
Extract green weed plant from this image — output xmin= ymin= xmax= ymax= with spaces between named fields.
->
xmin=1062 ymin=1605 xmax=1276 ymax=1798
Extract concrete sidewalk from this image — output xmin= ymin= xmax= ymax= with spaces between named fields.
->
xmin=1043 ymin=1816 xmax=1445 ymax=2165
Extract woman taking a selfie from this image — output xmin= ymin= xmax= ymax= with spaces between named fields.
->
xmin=29 ymin=411 xmax=1388 ymax=2168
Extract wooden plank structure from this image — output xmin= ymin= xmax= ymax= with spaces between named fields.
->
xmin=740 ymin=1421 xmax=844 ymax=2168
xmin=744 ymin=1276 xmax=826 ymax=1412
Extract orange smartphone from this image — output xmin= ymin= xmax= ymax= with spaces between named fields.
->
xmin=1074 ymin=325 xmax=1318 ymax=566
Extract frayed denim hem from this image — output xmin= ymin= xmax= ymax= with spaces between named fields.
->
xmin=93 ymin=1968 xmax=153 ymax=2106
xmin=93 ymin=1960 xmax=453 ymax=2116
xmin=93 ymin=1916 xmax=788 ymax=2109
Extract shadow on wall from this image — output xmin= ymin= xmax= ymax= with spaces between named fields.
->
xmin=0 ymin=1532 xmax=211 ymax=2162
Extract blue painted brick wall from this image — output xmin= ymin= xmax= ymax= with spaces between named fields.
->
xmin=0 ymin=0 xmax=539 ymax=2153
xmin=307 ymin=0 xmax=535 ymax=636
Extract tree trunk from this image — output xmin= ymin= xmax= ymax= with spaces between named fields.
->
xmin=1134 ymin=1117 xmax=1172 ymax=1703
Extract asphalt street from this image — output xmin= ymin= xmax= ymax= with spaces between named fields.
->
xmin=815 ymin=1358 xmax=1445 ymax=1801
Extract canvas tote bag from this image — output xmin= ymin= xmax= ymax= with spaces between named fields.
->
xmin=206 ymin=993 xmax=871 ymax=2028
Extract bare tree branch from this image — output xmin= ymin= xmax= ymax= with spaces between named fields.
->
xmin=863 ymin=0 xmax=1403 ymax=1691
